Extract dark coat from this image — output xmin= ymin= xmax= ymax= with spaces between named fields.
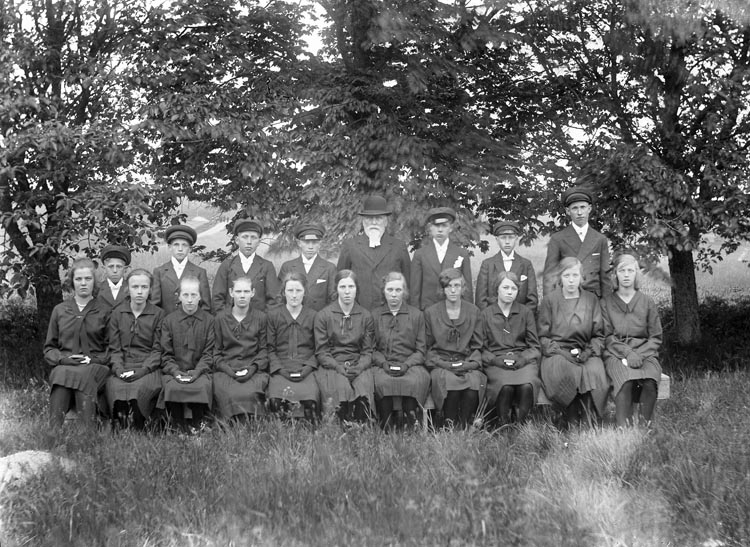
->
xmin=410 ymin=239 xmax=473 ymax=310
xmin=151 ymin=260 xmax=212 ymax=314
xmin=543 ymin=225 xmax=612 ymax=298
xmin=480 ymin=302 xmax=540 ymax=367
xmin=277 ymin=255 xmax=337 ymax=312
xmin=336 ymin=234 xmax=411 ymax=310
xmin=97 ymin=281 xmax=128 ymax=311
xmin=212 ymin=254 xmax=279 ymax=314
xmin=423 ymin=302 xmax=482 ymax=370
xmin=475 ymin=252 xmax=538 ymax=312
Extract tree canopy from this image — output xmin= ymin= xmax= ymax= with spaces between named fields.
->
xmin=1 ymin=0 xmax=749 ymax=345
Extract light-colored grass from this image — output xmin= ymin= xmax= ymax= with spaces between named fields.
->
xmin=1 ymin=371 xmax=749 ymax=546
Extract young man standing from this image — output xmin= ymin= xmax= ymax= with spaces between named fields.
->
xmin=152 ymin=225 xmax=212 ymax=314
xmin=277 ymin=223 xmax=336 ymax=311
xmin=337 ymin=195 xmax=411 ymax=310
xmin=212 ymin=219 xmax=279 ymax=313
xmin=475 ymin=221 xmax=538 ymax=312
xmin=98 ymin=244 xmax=131 ymax=310
xmin=159 ymin=276 xmax=215 ymax=433
xmin=410 ymin=207 xmax=473 ymax=310
xmin=543 ymin=186 xmax=612 ymax=298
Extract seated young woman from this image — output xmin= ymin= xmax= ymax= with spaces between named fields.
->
xmin=480 ymin=271 xmax=541 ymax=426
xmin=601 ymin=252 xmax=662 ymax=427
xmin=106 ymin=269 xmax=165 ymax=430
xmin=424 ymin=268 xmax=485 ymax=429
xmin=158 ymin=276 xmax=215 ymax=433
xmin=44 ymin=257 xmax=111 ymax=429
xmin=314 ymin=269 xmax=375 ymax=422
xmin=371 ymin=272 xmax=429 ymax=430
xmin=538 ymin=257 xmax=608 ymax=426
xmin=266 ymin=272 xmax=320 ymax=422
xmin=213 ymin=276 xmax=270 ymax=422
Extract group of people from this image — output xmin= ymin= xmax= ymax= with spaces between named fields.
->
xmin=44 ymin=189 xmax=663 ymax=433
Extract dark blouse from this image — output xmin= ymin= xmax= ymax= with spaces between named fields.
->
xmin=423 ymin=302 xmax=482 ymax=369
xmin=108 ymin=302 xmax=164 ymax=374
xmin=44 ymin=299 xmax=110 ymax=367
xmin=314 ymin=301 xmax=374 ymax=369
xmin=480 ymin=302 xmax=540 ymax=365
xmin=371 ymin=305 xmax=426 ymax=369
xmin=267 ymin=306 xmax=317 ymax=373
xmin=161 ymin=308 xmax=215 ymax=376
xmin=213 ymin=308 xmax=268 ymax=375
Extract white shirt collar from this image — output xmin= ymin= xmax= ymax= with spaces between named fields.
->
xmin=433 ymin=238 xmax=450 ymax=262
xmin=574 ymin=223 xmax=589 ymax=241
xmin=171 ymin=257 xmax=187 ymax=277
xmin=302 ymin=255 xmax=316 ymax=273
xmin=239 ymin=252 xmax=255 ymax=273
xmin=500 ymin=250 xmax=515 ymax=261
xmin=107 ymin=278 xmax=123 ymax=297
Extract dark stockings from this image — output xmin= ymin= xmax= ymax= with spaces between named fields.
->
xmin=269 ymin=398 xmax=319 ymax=423
xmin=615 ymin=379 xmax=657 ymax=426
xmin=112 ymin=400 xmax=146 ymax=430
xmin=378 ymin=397 xmax=419 ymax=430
xmin=495 ymin=384 xmax=534 ymax=426
xmin=166 ymin=402 xmax=206 ymax=432
xmin=443 ymin=389 xmax=479 ymax=429
xmin=49 ymin=386 xmax=95 ymax=429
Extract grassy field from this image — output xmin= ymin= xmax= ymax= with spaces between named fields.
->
xmin=1 ymin=369 xmax=749 ymax=546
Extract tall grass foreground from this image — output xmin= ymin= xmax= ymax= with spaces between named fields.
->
xmin=1 ymin=369 xmax=749 ymax=546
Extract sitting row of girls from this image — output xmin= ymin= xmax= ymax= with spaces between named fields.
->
xmin=44 ymin=249 xmax=661 ymax=432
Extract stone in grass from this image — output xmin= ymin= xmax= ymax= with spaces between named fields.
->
xmin=0 ymin=450 xmax=77 ymax=490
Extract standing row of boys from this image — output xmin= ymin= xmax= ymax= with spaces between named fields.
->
xmin=44 ymin=190 xmax=662 ymax=432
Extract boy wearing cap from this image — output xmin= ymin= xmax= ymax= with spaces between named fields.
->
xmin=475 ymin=221 xmax=538 ymax=311
xmin=410 ymin=207 xmax=473 ymax=310
xmin=337 ymin=195 xmax=411 ymax=310
xmin=98 ymin=245 xmax=131 ymax=311
xmin=152 ymin=225 xmax=212 ymax=314
xmin=277 ymin=224 xmax=336 ymax=311
xmin=543 ymin=186 xmax=612 ymax=298
xmin=212 ymin=219 xmax=279 ymax=313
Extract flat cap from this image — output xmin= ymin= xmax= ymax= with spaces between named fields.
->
xmin=358 ymin=195 xmax=392 ymax=216
xmin=100 ymin=244 xmax=131 ymax=265
xmin=426 ymin=207 xmax=456 ymax=225
xmin=233 ymin=218 xmax=263 ymax=236
xmin=492 ymin=221 xmax=521 ymax=236
xmin=295 ymin=223 xmax=325 ymax=240
xmin=165 ymin=225 xmax=197 ymax=246
xmin=562 ymin=186 xmax=593 ymax=207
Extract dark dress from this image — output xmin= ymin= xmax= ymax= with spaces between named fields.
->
xmin=213 ymin=308 xmax=270 ymax=417
xmin=267 ymin=306 xmax=320 ymax=414
xmin=158 ymin=308 xmax=214 ymax=408
xmin=105 ymin=302 xmax=164 ymax=418
xmin=480 ymin=302 xmax=541 ymax=404
xmin=601 ymin=291 xmax=662 ymax=395
xmin=423 ymin=301 xmax=486 ymax=409
xmin=314 ymin=301 xmax=375 ymax=410
xmin=44 ymin=299 xmax=111 ymax=410
xmin=371 ymin=304 xmax=430 ymax=405
xmin=537 ymin=289 xmax=608 ymax=414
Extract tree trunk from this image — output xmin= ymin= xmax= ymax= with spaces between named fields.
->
xmin=667 ymin=245 xmax=701 ymax=346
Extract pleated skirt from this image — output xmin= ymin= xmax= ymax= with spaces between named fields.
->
xmin=485 ymin=362 xmax=541 ymax=405
xmin=541 ymin=355 xmax=609 ymax=414
xmin=267 ymin=374 xmax=320 ymax=403
xmin=105 ymin=371 xmax=162 ymax=418
xmin=49 ymin=363 xmax=110 ymax=413
xmin=429 ymin=368 xmax=487 ymax=410
xmin=605 ymin=356 xmax=661 ymax=396
xmin=158 ymin=374 xmax=213 ymax=408
xmin=314 ymin=368 xmax=374 ymax=411
xmin=373 ymin=366 xmax=431 ymax=405
xmin=213 ymin=371 xmax=269 ymax=418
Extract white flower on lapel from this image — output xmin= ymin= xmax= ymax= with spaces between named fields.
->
xmin=520 ymin=275 xmax=528 ymax=282
xmin=453 ymin=256 xmax=464 ymax=268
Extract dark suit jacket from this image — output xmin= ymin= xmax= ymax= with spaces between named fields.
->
xmin=97 ymin=281 xmax=128 ymax=311
xmin=410 ymin=239 xmax=473 ymax=310
xmin=212 ymin=254 xmax=279 ymax=314
xmin=151 ymin=261 xmax=212 ymax=314
xmin=277 ymin=255 xmax=337 ymax=312
xmin=543 ymin=225 xmax=612 ymax=298
xmin=475 ymin=252 xmax=538 ymax=312
xmin=337 ymin=234 xmax=411 ymax=310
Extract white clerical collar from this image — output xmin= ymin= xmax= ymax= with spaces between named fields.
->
xmin=239 ymin=252 xmax=255 ymax=273
xmin=574 ymin=223 xmax=589 ymax=241
xmin=171 ymin=257 xmax=188 ymax=276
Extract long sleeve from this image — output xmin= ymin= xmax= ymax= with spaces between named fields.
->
xmin=585 ymin=296 xmax=604 ymax=357
xmin=358 ymin=312 xmax=375 ymax=369
xmin=193 ymin=317 xmax=215 ymax=376
xmin=160 ymin=317 xmax=179 ymax=376
xmin=459 ymin=252 xmax=473 ymax=305
xmin=211 ymin=259 xmax=231 ymax=314
xmin=475 ymin=259 xmax=491 ymax=310
xmin=198 ymin=268 xmax=213 ymax=313
xmin=524 ymin=261 xmax=539 ymax=312
xmin=314 ymin=310 xmax=340 ymax=370
xmin=43 ymin=306 xmax=63 ymax=367
xmin=543 ymin=235 xmax=562 ymax=298
xmin=410 ymin=252 xmax=424 ymax=309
